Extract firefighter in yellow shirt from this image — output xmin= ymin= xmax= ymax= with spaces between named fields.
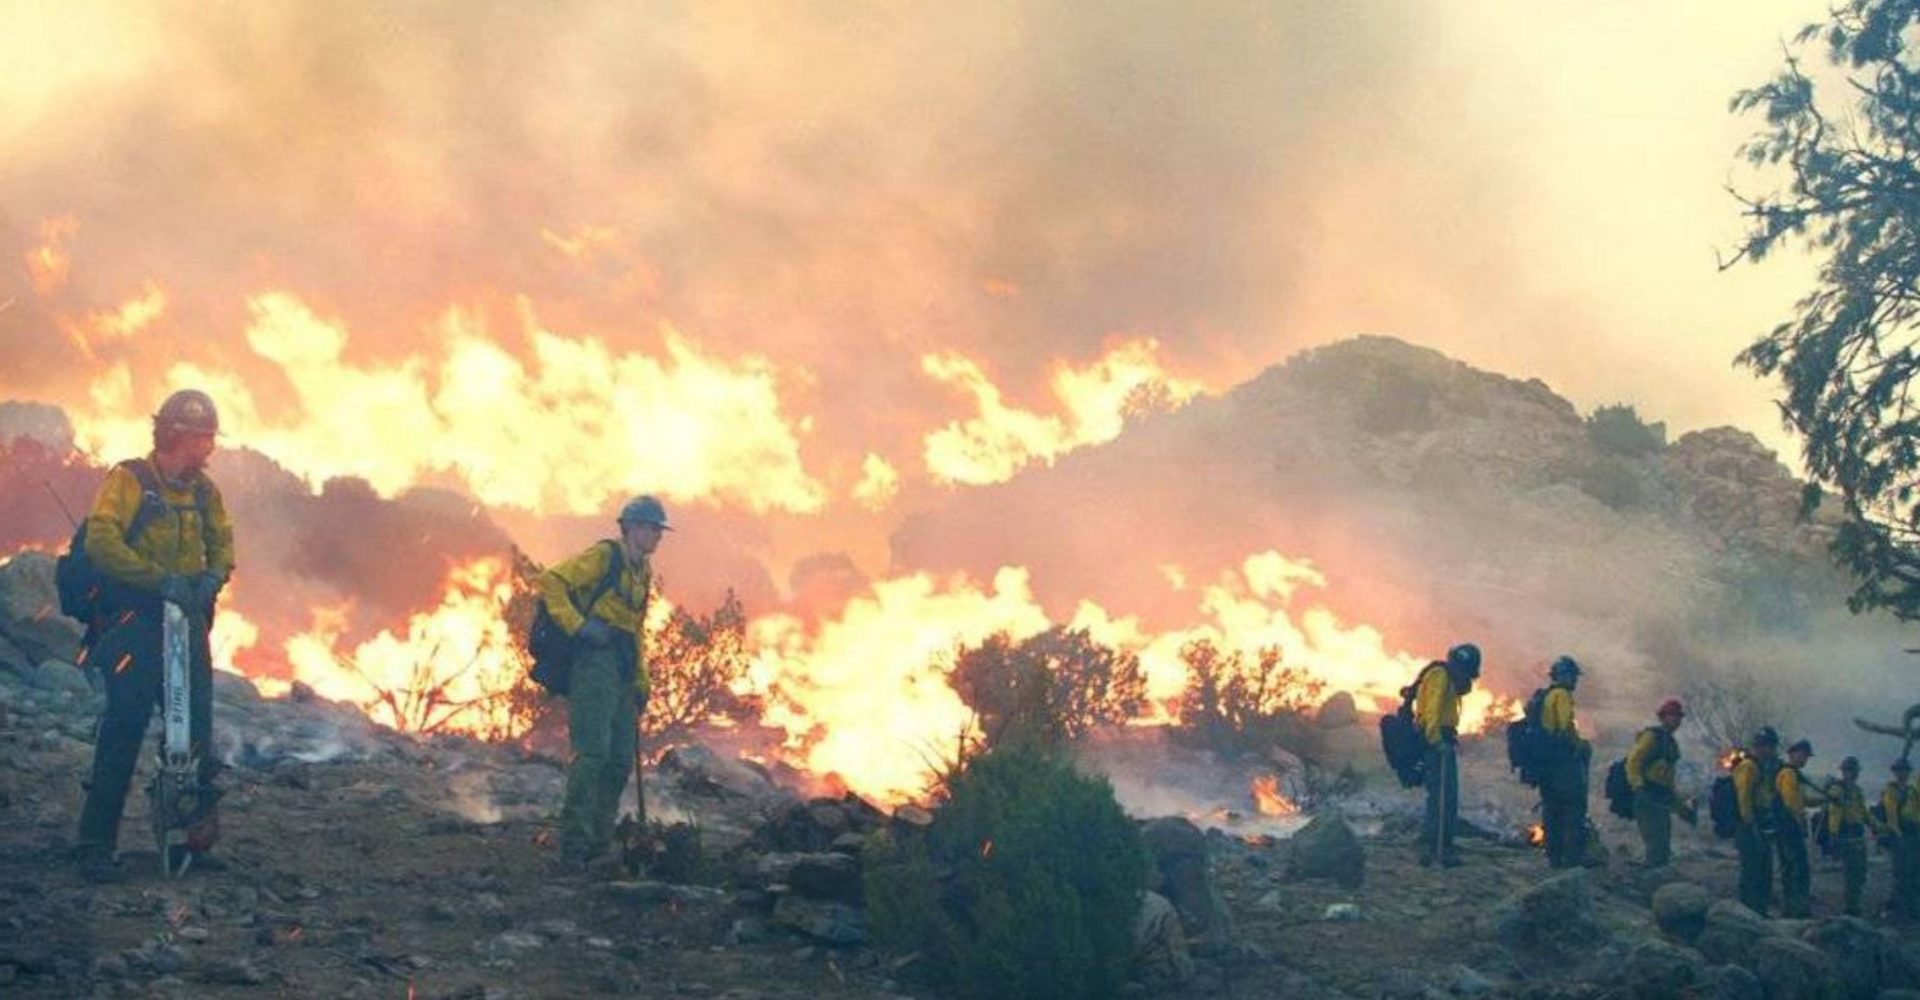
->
xmin=73 ymin=390 xmax=236 ymax=882
xmin=1886 ymin=758 xmax=1919 ymax=920
xmin=1625 ymin=699 xmax=1689 ymax=867
xmin=1776 ymin=739 xmax=1818 ymax=918
xmin=1825 ymin=756 xmax=1876 ymax=917
xmin=1732 ymin=727 xmax=1783 ymax=915
xmin=537 ymin=496 xmax=667 ymax=872
xmin=1536 ymin=656 xmax=1591 ymax=869
xmin=1414 ymin=643 xmax=1480 ymax=868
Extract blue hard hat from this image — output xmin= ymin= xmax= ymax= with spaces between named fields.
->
xmin=1550 ymin=655 xmax=1580 ymax=679
xmin=617 ymin=495 xmax=672 ymax=530
xmin=1447 ymin=643 xmax=1481 ymax=675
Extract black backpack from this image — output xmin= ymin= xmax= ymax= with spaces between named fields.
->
xmin=525 ymin=541 xmax=624 ymax=696
xmin=55 ymin=459 xmax=211 ymax=627
xmin=1379 ymin=663 xmax=1441 ymax=788
xmin=1505 ymin=687 xmax=1551 ymax=788
xmin=1604 ymin=758 xmax=1636 ymax=819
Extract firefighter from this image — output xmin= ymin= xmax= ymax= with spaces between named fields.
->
xmin=1537 ymin=656 xmax=1591 ymax=869
xmin=1826 ymin=756 xmax=1875 ymax=917
xmin=73 ymin=390 xmax=235 ymax=883
xmin=1415 ymin=643 xmax=1480 ymax=868
xmin=1887 ymin=758 xmax=1919 ymax=920
xmin=1733 ymin=727 xmax=1783 ymax=916
xmin=1625 ymin=699 xmax=1690 ymax=868
xmin=1776 ymin=739 xmax=1818 ymax=918
xmin=537 ymin=495 xmax=667 ymax=873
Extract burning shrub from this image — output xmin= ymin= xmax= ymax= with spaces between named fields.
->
xmin=639 ymin=588 xmax=760 ymax=752
xmin=864 ymin=745 xmax=1148 ymax=1000
xmin=947 ymin=627 xmax=1145 ymax=750
xmin=1169 ymin=639 xmax=1323 ymax=762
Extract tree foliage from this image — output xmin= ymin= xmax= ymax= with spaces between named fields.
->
xmin=1584 ymin=404 xmax=1668 ymax=458
xmin=864 ymin=745 xmax=1148 ymax=1000
xmin=1729 ymin=0 xmax=1920 ymax=618
xmin=947 ymin=627 xmax=1147 ymax=750
xmin=1169 ymin=638 xmax=1324 ymax=761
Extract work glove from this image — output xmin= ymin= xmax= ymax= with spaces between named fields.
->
xmin=157 ymin=575 xmax=195 ymax=608
xmin=576 ymin=619 xmax=615 ymax=647
xmin=1439 ymin=726 xmax=1459 ymax=745
xmin=190 ymin=572 xmax=225 ymax=610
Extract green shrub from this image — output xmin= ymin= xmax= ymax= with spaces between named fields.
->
xmin=1585 ymin=403 xmax=1666 ymax=457
xmin=864 ymin=746 xmax=1149 ymax=1000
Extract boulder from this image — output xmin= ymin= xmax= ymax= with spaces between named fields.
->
xmin=30 ymin=660 xmax=90 ymax=698
xmin=1129 ymin=891 xmax=1194 ymax=985
xmin=1286 ymin=813 xmax=1365 ymax=888
xmin=1748 ymin=936 xmax=1841 ymax=1000
xmin=1316 ymin=691 xmax=1359 ymax=729
xmin=0 ymin=633 xmax=31 ymax=677
xmin=1487 ymin=869 xmax=1603 ymax=954
xmin=1705 ymin=963 xmax=1763 ymax=1000
xmin=1141 ymin=816 xmax=1233 ymax=953
xmin=1695 ymin=900 xmax=1784 ymax=967
xmin=1801 ymin=917 xmax=1918 ymax=1000
xmin=1651 ymin=881 xmax=1713 ymax=943
xmin=0 ymin=553 xmax=83 ymax=663
xmin=1624 ymin=940 xmax=1708 ymax=999
xmin=771 ymin=895 xmax=866 ymax=945
xmin=657 ymin=744 xmax=783 ymax=802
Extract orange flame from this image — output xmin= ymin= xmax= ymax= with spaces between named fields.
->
xmin=1525 ymin=823 xmax=1545 ymax=847
xmin=1250 ymin=775 xmax=1299 ymax=817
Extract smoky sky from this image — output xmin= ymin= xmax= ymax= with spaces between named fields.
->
xmin=1 ymin=0 xmax=1739 ymax=468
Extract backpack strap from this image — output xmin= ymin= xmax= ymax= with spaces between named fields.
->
xmin=119 ymin=459 xmax=218 ymax=554
xmin=575 ymin=540 xmax=625 ymax=622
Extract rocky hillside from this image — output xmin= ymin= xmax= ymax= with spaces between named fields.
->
xmin=7 ymin=546 xmax=1920 ymax=999
xmin=892 ymin=336 xmax=1906 ymax=745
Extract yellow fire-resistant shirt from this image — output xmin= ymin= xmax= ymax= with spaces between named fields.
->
xmin=1540 ymin=686 xmax=1586 ymax=752
xmin=1733 ymin=757 xmax=1779 ymax=825
xmin=1413 ymin=664 xmax=1460 ymax=746
xmin=1777 ymin=765 xmax=1819 ymax=821
xmin=84 ymin=458 xmax=236 ymax=590
xmin=1887 ymin=781 xmax=1920 ymax=837
xmin=537 ymin=540 xmax=652 ymax=686
xmin=1625 ymin=726 xmax=1680 ymax=792
xmin=1827 ymin=781 xmax=1872 ymax=837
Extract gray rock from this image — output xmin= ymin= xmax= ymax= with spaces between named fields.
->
xmin=190 ymin=956 xmax=269 ymax=986
xmin=1447 ymin=964 xmax=1494 ymax=996
xmin=1285 ymin=813 xmax=1365 ymax=888
xmin=1317 ymin=691 xmax=1359 ymax=729
xmin=0 ymin=553 xmax=83 ymax=662
xmin=1141 ymin=816 xmax=1234 ymax=953
xmin=1130 ymin=891 xmax=1194 ymax=985
xmin=1651 ymin=881 xmax=1713 ymax=943
xmin=478 ymin=930 xmax=544 ymax=959
xmin=771 ymin=895 xmax=867 ymax=945
xmin=30 ymin=659 xmax=90 ymax=697
xmin=0 ymin=633 xmax=31 ymax=676
xmin=658 ymin=744 xmax=782 ymax=801
xmin=1373 ymin=968 xmax=1429 ymax=1000
xmin=1695 ymin=900 xmax=1784 ymax=967
xmin=752 ymin=851 xmax=862 ymax=904
xmin=1624 ymin=940 xmax=1707 ymax=999
xmin=1749 ymin=936 xmax=1841 ymax=1000
xmin=1802 ymin=916 xmax=1915 ymax=1000
xmin=727 ymin=917 xmax=770 ymax=946
xmin=1706 ymin=963 xmax=1763 ymax=1000
xmin=1488 ymin=869 xmax=1603 ymax=954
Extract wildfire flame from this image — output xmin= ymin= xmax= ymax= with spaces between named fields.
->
xmin=1526 ymin=822 xmax=1545 ymax=847
xmin=1718 ymin=748 xmax=1746 ymax=771
xmin=1250 ymin=775 xmax=1299 ymax=817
